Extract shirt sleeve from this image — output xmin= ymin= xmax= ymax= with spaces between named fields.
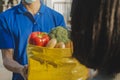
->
xmin=53 ymin=11 xmax=66 ymax=27
xmin=58 ymin=14 xmax=66 ymax=27
xmin=0 ymin=16 xmax=14 ymax=49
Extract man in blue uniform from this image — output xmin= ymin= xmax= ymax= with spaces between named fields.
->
xmin=0 ymin=0 xmax=65 ymax=80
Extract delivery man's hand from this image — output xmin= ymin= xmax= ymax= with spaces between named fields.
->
xmin=20 ymin=65 xmax=28 ymax=80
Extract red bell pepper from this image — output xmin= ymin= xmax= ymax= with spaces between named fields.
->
xmin=29 ymin=32 xmax=50 ymax=46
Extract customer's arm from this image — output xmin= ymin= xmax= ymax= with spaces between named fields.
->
xmin=1 ymin=49 xmax=27 ymax=79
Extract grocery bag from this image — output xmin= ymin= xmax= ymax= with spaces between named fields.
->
xmin=27 ymin=44 xmax=89 ymax=80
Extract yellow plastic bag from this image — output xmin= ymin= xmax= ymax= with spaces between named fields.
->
xmin=27 ymin=44 xmax=89 ymax=80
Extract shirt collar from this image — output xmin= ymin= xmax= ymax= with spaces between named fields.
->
xmin=17 ymin=2 xmax=46 ymax=14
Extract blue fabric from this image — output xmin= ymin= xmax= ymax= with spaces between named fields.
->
xmin=0 ymin=2 xmax=65 ymax=80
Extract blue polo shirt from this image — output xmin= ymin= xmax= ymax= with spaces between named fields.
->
xmin=0 ymin=3 xmax=65 ymax=80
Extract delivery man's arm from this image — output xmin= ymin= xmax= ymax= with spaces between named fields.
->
xmin=1 ymin=49 xmax=27 ymax=80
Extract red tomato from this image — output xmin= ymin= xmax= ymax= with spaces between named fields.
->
xmin=29 ymin=32 xmax=50 ymax=46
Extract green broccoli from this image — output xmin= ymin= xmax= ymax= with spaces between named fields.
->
xmin=49 ymin=26 xmax=70 ymax=43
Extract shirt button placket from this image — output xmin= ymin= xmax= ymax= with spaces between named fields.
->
xmin=37 ymin=13 xmax=40 ymax=15
xmin=34 ymin=22 xmax=37 ymax=25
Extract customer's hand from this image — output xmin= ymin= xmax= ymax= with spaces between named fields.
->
xmin=20 ymin=65 xmax=28 ymax=80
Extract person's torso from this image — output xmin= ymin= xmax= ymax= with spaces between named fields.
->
xmin=1 ymin=3 xmax=65 ymax=80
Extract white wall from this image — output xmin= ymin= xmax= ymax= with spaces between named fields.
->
xmin=45 ymin=0 xmax=72 ymax=9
